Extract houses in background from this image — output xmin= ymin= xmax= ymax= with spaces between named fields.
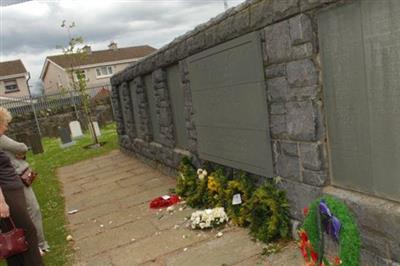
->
xmin=0 ymin=59 xmax=30 ymax=97
xmin=39 ymin=42 xmax=157 ymax=95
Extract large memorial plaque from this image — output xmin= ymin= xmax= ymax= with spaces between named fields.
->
xmin=188 ymin=32 xmax=273 ymax=176
xmin=167 ymin=64 xmax=188 ymax=149
xmin=319 ymin=0 xmax=400 ymax=202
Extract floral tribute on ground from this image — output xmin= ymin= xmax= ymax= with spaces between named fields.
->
xmin=299 ymin=196 xmax=360 ymax=266
xmin=175 ymin=157 xmax=291 ymax=243
xmin=190 ymin=207 xmax=229 ymax=229
xmin=149 ymin=194 xmax=180 ymax=209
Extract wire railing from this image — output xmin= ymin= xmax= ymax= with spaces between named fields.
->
xmin=0 ymin=85 xmax=112 ymax=115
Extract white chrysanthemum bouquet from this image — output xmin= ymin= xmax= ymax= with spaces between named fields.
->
xmin=190 ymin=207 xmax=229 ymax=229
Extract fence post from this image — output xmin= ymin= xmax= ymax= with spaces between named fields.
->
xmin=26 ymin=73 xmax=42 ymax=137
xmin=30 ymin=95 xmax=42 ymax=137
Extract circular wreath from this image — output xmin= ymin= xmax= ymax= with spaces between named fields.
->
xmin=224 ymin=178 xmax=252 ymax=226
xmin=301 ymin=196 xmax=360 ymax=266
xmin=244 ymin=181 xmax=290 ymax=242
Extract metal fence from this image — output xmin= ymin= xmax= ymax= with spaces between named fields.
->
xmin=0 ymin=85 xmax=114 ymax=136
xmin=0 ymin=85 xmax=112 ymax=115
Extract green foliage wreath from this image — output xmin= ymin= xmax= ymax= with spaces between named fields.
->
xmin=302 ymin=196 xmax=360 ymax=266
xmin=244 ymin=181 xmax=291 ymax=242
xmin=224 ymin=172 xmax=254 ymax=226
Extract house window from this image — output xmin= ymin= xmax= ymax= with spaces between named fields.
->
xmin=4 ymin=80 xmax=19 ymax=93
xmin=96 ymin=66 xmax=113 ymax=78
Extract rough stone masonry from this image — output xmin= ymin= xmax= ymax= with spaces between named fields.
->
xmin=111 ymin=0 xmax=400 ymax=265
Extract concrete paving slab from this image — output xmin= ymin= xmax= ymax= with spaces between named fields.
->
xmin=107 ymin=227 xmax=213 ymax=265
xmin=165 ymin=229 xmax=262 ymax=266
xmin=58 ymin=150 xmax=303 ymax=266
xmin=264 ymin=242 xmax=303 ymax=265
xmin=75 ymin=218 xmax=158 ymax=259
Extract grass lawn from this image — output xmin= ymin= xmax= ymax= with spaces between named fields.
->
xmin=1 ymin=123 xmax=118 ymax=266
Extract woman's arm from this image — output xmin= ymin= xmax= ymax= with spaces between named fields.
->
xmin=0 ymin=188 xmax=10 ymax=218
xmin=0 ymin=135 xmax=28 ymax=154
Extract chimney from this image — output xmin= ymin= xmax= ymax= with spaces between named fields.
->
xmin=82 ymin=45 xmax=92 ymax=54
xmin=108 ymin=41 xmax=118 ymax=51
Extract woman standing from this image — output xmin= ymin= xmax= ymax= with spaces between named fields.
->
xmin=0 ymin=107 xmax=43 ymax=266
xmin=0 ymin=134 xmax=50 ymax=254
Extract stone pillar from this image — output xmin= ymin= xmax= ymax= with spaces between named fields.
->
xmin=263 ymin=13 xmax=329 ymax=220
xmin=120 ymin=82 xmax=136 ymax=141
xmin=153 ymin=68 xmax=175 ymax=148
xmin=133 ymin=76 xmax=152 ymax=143
xmin=111 ymin=84 xmax=125 ymax=136
xmin=179 ymin=60 xmax=198 ymax=155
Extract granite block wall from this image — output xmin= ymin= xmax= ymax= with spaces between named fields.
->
xmin=111 ymin=0 xmax=400 ymax=264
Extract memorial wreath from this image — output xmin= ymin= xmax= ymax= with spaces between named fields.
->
xmin=300 ymin=196 xmax=360 ymax=266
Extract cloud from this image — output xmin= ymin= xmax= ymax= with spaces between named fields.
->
xmin=1 ymin=0 xmax=245 ymax=92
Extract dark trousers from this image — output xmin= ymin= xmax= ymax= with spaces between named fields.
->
xmin=1 ymin=188 xmax=43 ymax=266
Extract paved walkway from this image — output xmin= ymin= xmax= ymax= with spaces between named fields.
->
xmin=57 ymin=150 xmax=303 ymax=266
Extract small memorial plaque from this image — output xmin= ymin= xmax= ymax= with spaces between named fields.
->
xmin=232 ymin=194 xmax=242 ymax=205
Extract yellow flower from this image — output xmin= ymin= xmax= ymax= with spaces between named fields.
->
xmin=207 ymin=176 xmax=219 ymax=192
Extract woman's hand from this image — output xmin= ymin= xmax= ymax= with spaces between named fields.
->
xmin=15 ymin=152 xmax=26 ymax=160
xmin=0 ymin=201 xmax=10 ymax=218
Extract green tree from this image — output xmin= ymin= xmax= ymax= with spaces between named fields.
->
xmin=59 ymin=20 xmax=100 ymax=146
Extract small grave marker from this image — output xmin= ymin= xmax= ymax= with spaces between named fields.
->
xmin=88 ymin=121 xmax=101 ymax=137
xmin=58 ymin=127 xmax=75 ymax=148
xmin=69 ymin=121 xmax=84 ymax=139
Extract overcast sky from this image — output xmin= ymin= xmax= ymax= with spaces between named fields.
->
xmin=0 ymin=0 xmax=245 ymax=93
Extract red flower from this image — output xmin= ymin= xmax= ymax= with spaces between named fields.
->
xmin=299 ymin=230 xmax=308 ymax=242
xmin=303 ymin=207 xmax=309 ymax=216
xmin=310 ymin=250 xmax=318 ymax=262
xmin=334 ymin=256 xmax=342 ymax=265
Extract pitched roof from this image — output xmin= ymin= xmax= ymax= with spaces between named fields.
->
xmin=0 ymin=59 xmax=27 ymax=77
xmin=47 ymin=45 xmax=157 ymax=69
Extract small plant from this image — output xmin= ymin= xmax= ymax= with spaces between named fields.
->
xmin=261 ymin=242 xmax=282 ymax=256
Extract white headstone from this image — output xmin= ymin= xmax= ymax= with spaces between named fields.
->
xmin=69 ymin=121 xmax=84 ymax=139
xmin=88 ymin=121 xmax=101 ymax=137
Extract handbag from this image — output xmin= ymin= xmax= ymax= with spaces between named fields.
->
xmin=19 ymin=168 xmax=37 ymax=187
xmin=0 ymin=218 xmax=29 ymax=259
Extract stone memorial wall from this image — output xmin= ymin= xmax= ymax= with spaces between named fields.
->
xmin=111 ymin=0 xmax=400 ymax=264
